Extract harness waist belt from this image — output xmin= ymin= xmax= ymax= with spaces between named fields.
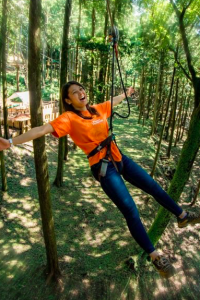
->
xmin=87 ymin=134 xmax=115 ymax=159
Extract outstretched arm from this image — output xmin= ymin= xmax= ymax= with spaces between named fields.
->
xmin=111 ymin=86 xmax=135 ymax=107
xmin=0 ymin=123 xmax=54 ymax=151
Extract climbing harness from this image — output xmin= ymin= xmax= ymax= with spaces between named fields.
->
xmin=88 ymin=0 xmax=131 ymax=178
xmin=87 ymin=132 xmax=118 ymax=177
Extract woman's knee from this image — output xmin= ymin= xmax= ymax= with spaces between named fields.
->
xmin=121 ymin=200 xmax=140 ymax=221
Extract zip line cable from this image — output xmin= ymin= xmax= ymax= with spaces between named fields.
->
xmin=105 ymin=0 xmax=131 ymax=134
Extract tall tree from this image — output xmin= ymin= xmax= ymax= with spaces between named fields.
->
xmin=150 ymin=60 xmax=177 ymax=177
xmin=89 ymin=0 xmax=96 ymax=103
xmin=1 ymin=0 xmax=9 ymax=139
xmin=166 ymin=77 xmax=179 ymax=157
xmin=97 ymin=10 xmax=108 ymax=103
xmin=28 ymin=0 xmax=60 ymax=279
xmin=0 ymin=111 xmax=7 ymax=191
xmin=0 ymin=0 xmax=8 ymax=191
xmin=75 ymin=0 xmax=82 ymax=79
xmin=148 ymin=0 xmax=200 ymax=246
xmin=54 ymin=0 xmax=72 ymax=187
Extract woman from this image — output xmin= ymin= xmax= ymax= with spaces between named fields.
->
xmin=0 ymin=81 xmax=199 ymax=278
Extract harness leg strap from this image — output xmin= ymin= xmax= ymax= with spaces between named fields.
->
xmin=99 ymin=158 xmax=109 ymax=177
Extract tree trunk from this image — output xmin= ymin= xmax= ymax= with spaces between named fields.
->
xmin=89 ymin=3 xmax=95 ymax=103
xmin=75 ymin=0 xmax=81 ymax=80
xmin=0 ymin=109 xmax=7 ymax=191
xmin=98 ymin=10 xmax=108 ymax=103
xmin=1 ymin=0 xmax=9 ymax=139
xmin=16 ymin=65 xmax=19 ymax=92
xmin=28 ymin=0 xmax=60 ymax=279
xmin=180 ymin=88 xmax=191 ymax=140
xmin=54 ymin=0 xmax=72 ymax=187
xmin=148 ymin=1 xmax=200 ymax=246
xmin=174 ymin=82 xmax=185 ymax=146
xmin=138 ymin=65 xmax=145 ymax=124
xmin=151 ymin=51 xmax=165 ymax=135
xmin=159 ymin=72 xmax=168 ymax=123
xmin=148 ymin=105 xmax=200 ymax=245
xmin=146 ymin=68 xmax=153 ymax=119
xmin=150 ymin=65 xmax=176 ymax=177
xmin=165 ymin=87 xmax=175 ymax=141
xmin=167 ymin=78 xmax=179 ymax=158
xmin=190 ymin=178 xmax=200 ymax=207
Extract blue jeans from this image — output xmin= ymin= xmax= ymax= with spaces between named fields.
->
xmin=91 ymin=154 xmax=183 ymax=254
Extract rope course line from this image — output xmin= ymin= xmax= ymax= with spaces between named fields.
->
xmin=105 ymin=0 xmax=131 ymax=134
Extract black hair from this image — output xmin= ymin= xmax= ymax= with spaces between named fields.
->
xmin=61 ymin=81 xmax=99 ymax=119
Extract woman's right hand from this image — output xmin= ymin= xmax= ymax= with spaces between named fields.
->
xmin=0 ymin=137 xmax=10 ymax=151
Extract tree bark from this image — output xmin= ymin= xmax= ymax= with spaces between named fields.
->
xmin=150 ymin=64 xmax=176 ymax=177
xmin=0 ymin=108 xmax=7 ymax=191
xmin=138 ymin=65 xmax=145 ymax=124
xmin=180 ymin=88 xmax=191 ymax=140
xmin=151 ymin=51 xmax=165 ymax=135
xmin=190 ymin=178 xmax=200 ymax=207
xmin=148 ymin=1 xmax=200 ymax=246
xmin=54 ymin=0 xmax=72 ymax=187
xmin=28 ymin=0 xmax=60 ymax=279
xmin=174 ymin=82 xmax=185 ymax=146
xmin=146 ymin=67 xmax=153 ymax=119
xmin=167 ymin=78 xmax=179 ymax=158
xmin=98 ymin=10 xmax=108 ymax=103
xmin=148 ymin=105 xmax=200 ymax=245
xmin=1 ymin=0 xmax=9 ymax=139
xmin=75 ymin=0 xmax=81 ymax=79
xmin=16 ymin=65 xmax=19 ymax=92
xmin=89 ymin=2 xmax=95 ymax=103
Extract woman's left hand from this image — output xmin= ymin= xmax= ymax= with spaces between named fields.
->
xmin=126 ymin=86 xmax=135 ymax=97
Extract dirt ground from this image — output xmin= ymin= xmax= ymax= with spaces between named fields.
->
xmin=0 ymin=105 xmax=200 ymax=300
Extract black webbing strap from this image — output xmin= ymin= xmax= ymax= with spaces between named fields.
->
xmin=87 ymin=133 xmax=115 ymax=159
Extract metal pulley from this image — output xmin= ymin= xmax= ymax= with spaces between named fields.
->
xmin=108 ymin=26 xmax=119 ymax=44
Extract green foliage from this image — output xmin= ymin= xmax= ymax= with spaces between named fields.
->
xmin=41 ymin=80 xmax=59 ymax=99
xmin=78 ymin=37 xmax=109 ymax=52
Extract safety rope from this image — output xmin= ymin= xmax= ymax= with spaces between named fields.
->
xmin=105 ymin=0 xmax=131 ymax=134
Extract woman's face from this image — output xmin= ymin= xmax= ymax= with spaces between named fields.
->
xmin=65 ymin=84 xmax=88 ymax=111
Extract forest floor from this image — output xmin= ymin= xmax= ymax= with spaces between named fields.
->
xmin=0 ymin=103 xmax=200 ymax=300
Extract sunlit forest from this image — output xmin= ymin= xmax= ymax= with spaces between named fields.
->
xmin=0 ymin=0 xmax=200 ymax=299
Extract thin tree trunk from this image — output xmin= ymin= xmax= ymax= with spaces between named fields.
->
xmin=159 ymin=73 xmax=168 ymax=122
xmin=174 ymin=82 xmax=185 ymax=146
xmin=190 ymin=178 xmax=200 ymax=206
xmin=138 ymin=66 xmax=145 ymax=123
xmin=1 ymin=0 xmax=9 ymax=139
xmin=54 ymin=0 xmax=72 ymax=187
xmin=98 ymin=10 xmax=108 ymax=103
xmin=16 ymin=65 xmax=19 ymax=92
xmin=75 ymin=0 xmax=81 ymax=79
xmin=146 ymin=68 xmax=153 ymax=119
xmin=180 ymin=88 xmax=191 ymax=140
xmin=165 ymin=87 xmax=175 ymax=141
xmin=0 ymin=0 xmax=8 ymax=191
xmin=89 ymin=3 xmax=95 ymax=103
xmin=167 ymin=78 xmax=179 ymax=158
xmin=64 ymin=135 xmax=68 ymax=160
xmin=0 ymin=108 xmax=7 ymax=191
xmin=150 ymin=65 xmax=176 ymax=177
xmin=28 ymin=0 xmax=60 ymax=279
xmin=151 ymin=51 xmax=165 ymax=135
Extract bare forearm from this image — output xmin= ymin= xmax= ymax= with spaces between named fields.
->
xmin=112 ymin=93 xmax=125 ymax=107
xmin=13 ymin=126 xmax=46 ymax=145
xmin=0 ymin=123 xmax=54 ymax=150
xmin=110 ymin=87 xmax=135 ymax=107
